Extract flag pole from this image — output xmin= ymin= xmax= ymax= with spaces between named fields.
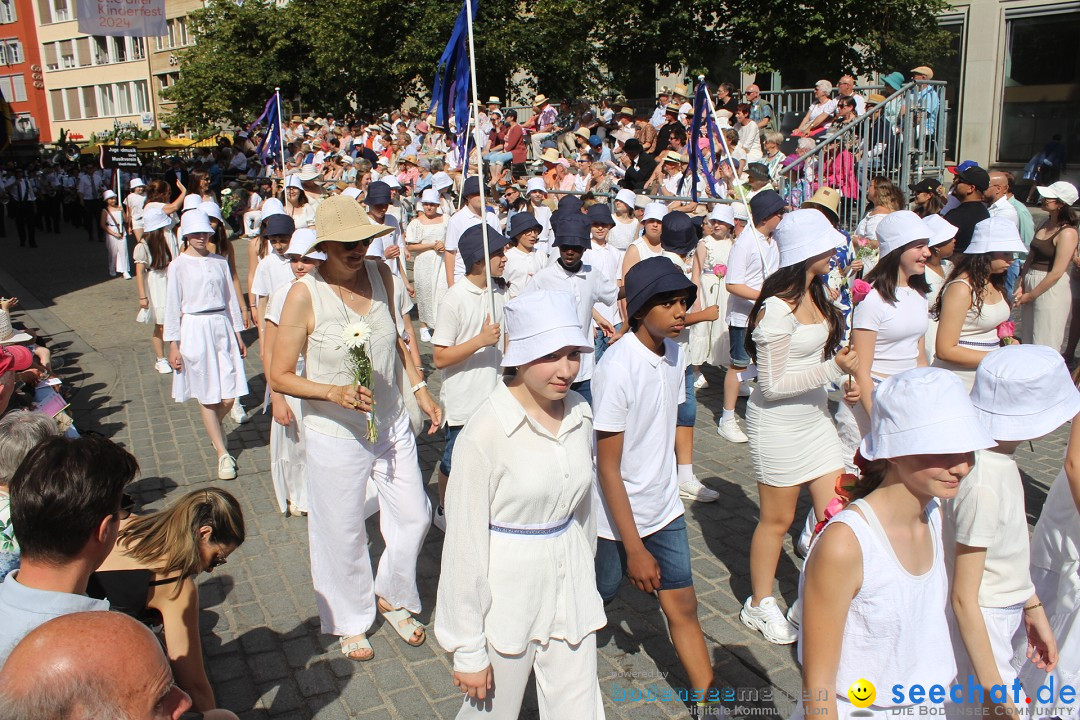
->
xmin=699 ymin=75 xmax=755 ymax=230
xmin=463 ymin=0 xmax=495 ymax=318
xmin=275 ymin=87 xmax=287 ymax=202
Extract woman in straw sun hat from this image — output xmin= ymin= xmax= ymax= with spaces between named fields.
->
xmin=270 ymin=195 xmax=441 ymax=663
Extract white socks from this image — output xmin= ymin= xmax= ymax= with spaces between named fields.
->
xmin=721 ymin=409 xmax=735 ymax=423
xmin=677 ymin=464 xmax=693 ymax=484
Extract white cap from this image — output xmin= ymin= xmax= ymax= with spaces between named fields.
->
xmin=432 ymin=171 xmax=454 ymax=191
xmin=260 ymin=197 xmax=286 ymax=218
xmin=525 ymin=177 xmax=548 ymax=195
xmin=1037 ymin=181 xmax=1079 ymax=207
xmin=922 ymin=214 xmax=958 ymax=248
xmin=875 ymin=210 xmax=931 ymax=258
xmin=420 ymin=188 xmax=441 ymax=205
xmin=642 ymin=202 xmax=668 ymax=223
xmin=382 ymin=175 xmax=401 ymax=189
xmin=614 ymin=188 xmax=637 ymax=210
xmin=102 ymin=189 xmax=117 ymax=200
xmin=341 ymin=187 xmax=362 ymax=200
xmin=501 ymin=290 xmax=594 ymax=367
xmin=731 ymin=202 xmax=749 ymax=222
xmin=285 ymin=228 xmax=326 ymax=260
xmin=708 ymin=204 xmax=735 ymax=226
xmin=971 ymin=344 xmax=1080 ymax=442
xmin=860 ymin=367 xmax=995 ymax=461
xmin=142 ymin=206 xmax=171 ymax=233
xmin=284 ymin=174 xmax=304 ymax=190
xmin=180 ymin=209 xmax=214 ymax=237
xmin=182 ymin=194 xmax=203 ymax=212
xmin=965 ymin=216 xmax=1026 ymax=255
xmin=200 ymin=200 xmax=224 ymax=223
xmin=376 ymin=156 xmax=390 ymax=167
xmin=774 ymin=209 xmax=843 ymax=268
xmin=129 ymin=178 xmax=145 ymax=189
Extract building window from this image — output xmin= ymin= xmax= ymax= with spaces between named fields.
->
xmin=131 ymin=37 xmax=145 ymax=60
xmin=93 ymin=36 xmax=109 ymax=65
xmin=49 ymin=88 xmax=64 ymax=120
xmin=52 ymin=0 xmax=70 ymax=22
xmin=0 ymin=39 xmax=22 ymax=65
xmin=999 ymin=9 xmax=1080 ymax=164
xmin=176 ymin=17 xmax=187 ymax=46
xmin=0 ymin=74 xmax=26 ymax=102
xmin=0 ymin=0 xmax=16 ymax=24
xmin=133 ymin=79 xmax=148 ymax=112
xmin=44 ymin=41 xmax=58 ymax=71
xmin=80 ymin=86 xmax=96 ymax=117
xmin=61 ymin=39 xmax=75 ymax=68
xmin=98 ymin=83 xmax=114 ymax=115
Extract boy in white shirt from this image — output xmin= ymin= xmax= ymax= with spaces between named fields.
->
xmin=430 ymin=224 xmax=510 ymax=531
xmin=502 ymin=212 xmax=545 ymax=299
xmin=593 ymin=256 xmax=714 ymax=709
xmin=250 ymin=214 xmax=296 ymax=331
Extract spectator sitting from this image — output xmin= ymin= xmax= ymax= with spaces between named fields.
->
xmin=0 ymin=411 xmax=60 ymax=577
xmin=0 ymin=610 xmax=239 ymax=720
xmin=0 ymin=436 xmax=136 ymax=664
xmin=89 ymin=487 xmax=245 ymax=712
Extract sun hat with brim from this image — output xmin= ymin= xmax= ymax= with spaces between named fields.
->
xmin=263 ymin=214 xmax=295 ymax=237
xmin=614 ymin=188 xmax=637 ymax=210
xmin=0 ymin=344 xmax=34 ymax=373
xmin=284 ymin=175 xmax=304 ymax=191
xmin=540 ymin=148 xmax=562 ymax=164
xmin=142 ymin=207 xmax=172 ymax=234
xmin=313 ymin=195 xmax=392 ymax=250
xmin=342 ymin=187 xmax=363 ymax=200
xmin=1037 ymin=181 xmax=1079 ymax=207
xmin=866 ymin=93 xmax=887 ymax=106
xmin=731 ymin=202 xmax=749 ymax=222
xmin=130 ymin=178 xmax=145 ymax=189
xmin=533 ymin=94 xmax=549 ymax=107
xmin=749 ymin=189 xmax=786 ymax=222
xmin=642 ymin=202 xmax=668 ymax=223
xmin=420 ymin=188 xmax=440 ymax=205
xmin=103 ymin=190 xmax=117 ymax=200
xmin=0 ymin=310 xmax=31 ymax=345
xmin=366 ymin=181 xmax=392 ymax=206
xmin=662 ymin=151 xmax=686 ymax=165
xmin=964 ymin=216 xmax=1026 ymax=255
xmin=661 ymin=211 xmax=698 ymax=256
xmin=746 ymin=163 xmax=772 ymax=182
xmin=882 ymin=72 xmax=905 ymax=91
xmin=507 ymin=212 xmax=542 ymax=239
xmin=381 ymin=175 xmax=402 ymax=190
xmin=432 ymin=172 xmax=454 ymax=191
xmin=487 ymin=96 xmax=501 ymax=105
xmin=911 ymin=66 xmax=934 ymax=80
xmin=860 ymin=367 xmax=995 ymax=461
xmin=923 ymin=214 xmax=958 ymax=248
xmin=970 ymin=344 xmax=1080 ymax=442
xmin=800 ymin=186 xmax=840 ymax=224
xmin=459 ymin=225 xmax=511 ymax=269
xmin=774 ymin=209 xmax=844 ymax=268
xmin=297 ymin=164 xmax=321 ymax=182
xmin=625 ymin=256 xmax=698 ymax=322
xmin=260 ymin=198 xmax=286 ymax=219
xmin=200 ymin=201 xmax=224 ymax=223
xmin=553 ymin=214 xmax=592 ymax=249
xmin=876 ymin=210 xmax=931 ymax=258
xmin=285 ymin=229 xmax=327 ymax=261
xmin=665 ymin=103 xmax=681 ymax=115
xmin=587 ymin=203 xmax=615 ymax=227
xmin=708 ymin=204 xmax=735 ymax=226
xmin=180 ymin=209 xmax=213 ymax=237
xmin=619 ymin=106 xmax=635 ymax=116
xmin=501 ymin=290 xmax=593 ymax=367
xmin=574 ymin=127 xmax=591 ymax=141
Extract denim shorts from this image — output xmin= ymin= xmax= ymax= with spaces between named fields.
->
xmin=595 ymin=515 xmax=693 ymax=603
xmin=676 ymin=363 xmax=696 ymax=427
xmin=439 ymin=424 xmax=464 ymax=476
xmin=728 ymin=324 xmax=751 ymax=369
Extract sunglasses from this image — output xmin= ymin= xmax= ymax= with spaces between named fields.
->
xmin=339 ymin=238 xmax=373 ymax=251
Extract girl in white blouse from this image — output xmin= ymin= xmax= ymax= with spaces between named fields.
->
xmin=435 ymin=290 xmax=606 ymax=720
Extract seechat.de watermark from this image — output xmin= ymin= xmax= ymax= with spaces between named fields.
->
xmin=886 ymin=676 xmax=1077 ymax=716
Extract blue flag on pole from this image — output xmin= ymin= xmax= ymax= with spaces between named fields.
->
xmin=683 ymin=80 xmax=726 ymax=202
xmin=248 ymin=93 xmax=282 ymax=167
xmin=431 ymin=0 xmax=477 ymax=148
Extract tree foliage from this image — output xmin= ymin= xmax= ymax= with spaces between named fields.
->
xmin=163 ymin=0 xmax=953 ymax=131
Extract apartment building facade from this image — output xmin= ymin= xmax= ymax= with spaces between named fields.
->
xmin=0 ymin=0 xmax=50 ymax=143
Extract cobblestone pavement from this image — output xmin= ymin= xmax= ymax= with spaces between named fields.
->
xmin=0 ymin=222 xmax=1068 ymax=720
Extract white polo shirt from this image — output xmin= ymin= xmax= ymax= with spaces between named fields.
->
xmin=591 ymin=332 xmax=685 ymax=540
xmin=503 ymin=246 xmax=546 ymax=298
xmin=584 ymin=241 xmax=623 ymax=326
xmin=445 ymin=207 xmax=502 ymax=280
xmin=431 ymin=279 xmax=506 ymax=426
xmin=725 ymin=227 xmax=779 ymax=327
xmin=250 ymin=252 xmax=295 ymax=299
xmin=524 ymin=260 xmax=618 ymax=383
xmin=367 ymin=214 xmax=405 ymax=277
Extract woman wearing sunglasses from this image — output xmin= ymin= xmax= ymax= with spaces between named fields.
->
xmin=88 ymin=487 xmax=245 ymax=714
xmin=270 ymin=195 xmax=442 ymax=664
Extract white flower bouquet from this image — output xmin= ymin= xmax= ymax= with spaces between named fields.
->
xmin=341 ymin=319 xmax=378 ymax=442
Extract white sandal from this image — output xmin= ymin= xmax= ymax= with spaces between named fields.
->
xmin=377 ymin=599 xmax=426 ymax=647
xmin=339 ymin=634 xmax=374 ymax=661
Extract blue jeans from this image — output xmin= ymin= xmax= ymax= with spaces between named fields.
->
xmin=676 ymin=363 xmax=696 ymax=427
xmin=594 ymin=322 xmax=621 ymax=365
xmin=439 ymin=425 xmax=464 ymax=477
xmin=1005 ymin=258 xmax=1022 ymax=301
xmin=595 ymin=515 xmax=693 ymax=603
xmin=570 ymin=379 xmax=592 ymax=405
xmin=729 ymin=325 xmax=751 ymax=369
xmin=483 ymin=151 xmax=514 ymax=165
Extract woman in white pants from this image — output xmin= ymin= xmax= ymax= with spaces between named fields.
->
xmin=1017 ymin=181 xmax=1079 ymax=351
xmin=270 ymin=196 xmax=441 ymax=662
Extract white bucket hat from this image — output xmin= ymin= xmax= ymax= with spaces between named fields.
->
xmin=382 ymin=175 xmax=401 ymax=190
xmin=432 ymin=172 xmax=454 ymax=191
xmin=525 ymin=177 xmax=548 ymax=196
xmin=142 ymin=206 xmax=171 ymax=233
xmin=923 ymin=214 xmax=958 ymax=248
xmin=102 ymin=189 xmax=117 ymax=200
xmin=774 ymin=208 xmax=843 ymax=268
xmin=338 ymin=187 xmax=360 ymax=200
xmin=1037 ymin=181 xmax=1079 ymax=207
xmin=283 ymin=174 xmax=304 ymax=191
xmin=970 ymin=344 xmax=1080 ymax=442
xmin=182 ymin=194 xmax=203 ymax=213
xmin=129 ymin=178 xmax=145 ymax=189
xmin=875 ymin=210 xmax=931 ymax=258
xmin=297 ymin=164 xmax=321 ymax=182
xmin=260 ymin=197 xmax=286 ymax=218
xmin=860 ymin=367 xmax=995 ymax=461
xmin=708 ymin=204 xmax=735 ymax=226
xmin=0 ymin=310 xmax=31 ymax=345
xmin=420 ymin=188 xmax=441 ymax=205
xmin=731 ymin=202 xmax=749 ymax=222
xmin=285 ymin=229 xmax=327 ymax=261
xmin=501 ymin=290 xmax=593 ymax=367
xmin=614 ymin=188 xmax=637 ymax=210
xmin=180 ymin=209 xmax=214 ymax=237
xmin=964 ymin=216 xmax=1026 ymax=255
xmin=199 ymin=200 xmax=224 ymax=223
xmin=642 ymin=202 xmax=668 ymax=223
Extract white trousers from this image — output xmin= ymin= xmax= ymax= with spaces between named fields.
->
xmin=304 ymin=410 xmax=431 ymax=637
xmin=456 ymin=634 xmax=605 ymax=720
xmin=1022 ymin=269 xmax=1072 ymax=351
xmin=947 ymin=602 xmax=1028 ymax=720
xmin=270 ymin=394 xmax=308 ymax=515
xmin=243 ymin=210 xmax=262 ymax=237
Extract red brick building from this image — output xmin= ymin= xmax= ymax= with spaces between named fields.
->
xmin=0 ymin=0 xmax=49 ymax=143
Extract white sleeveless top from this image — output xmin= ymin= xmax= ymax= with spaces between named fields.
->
xmin=798 ymin=498 xmax=956 ymax=707
xmin=630 ymin=237 xmax=663 ymax=262
xmin=300 ymin=261 xmax=404 ymax=440
xmin=608 ymin=217 xmax=639 ymax=251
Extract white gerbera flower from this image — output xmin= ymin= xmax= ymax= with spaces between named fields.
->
xmin=221 ymin=188 xmax=233 ymax=196
xmin=342 ymin=320 xmax=373 ymax=350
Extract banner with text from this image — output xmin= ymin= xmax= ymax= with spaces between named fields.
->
xmin=77 ymin=0 xmax=166 ymax=37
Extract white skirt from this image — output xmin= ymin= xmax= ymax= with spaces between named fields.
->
xmin=747 ymin=387 xmax=844 ymax=486
xmin=690 ymin=274 xmax=729 ymax=367
xmin=146 ymin=268 xmax=168 ymax=325
xmin=171 ymin=311 xmax=249 ymax=405
xmin=1018 ymin=566 xmax=1080 ymax=720
xmin=271 ymin=394 xmax=307 ymax=514
xmin=413 ymin=249 xmax=442 ymax=328
xmin=107 ymin=234 xmax=130 ymax=276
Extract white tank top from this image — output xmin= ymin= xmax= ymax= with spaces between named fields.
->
xmin=608 ymin=217 xmax=639 ymax=251
xmin=630 ymin=236 xmax=663 ymax=263
xmin=300 ymin=261 xmax=404 ymax=439
xmin=798 ymin=499 xmax=956 ymax=706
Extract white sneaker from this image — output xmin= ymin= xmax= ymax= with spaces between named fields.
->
xmin=122 ymin=272 xmax=132 ymax=280
xmin=740 ymin=596 xmax=797 ymax=645
xmin=217 ymin=454 xmax=237 ymax=481
xmin=786 ymin=597 xmax=802 ymax=630
xmin=693 ymin=374 xmax=708 ymax=390
xmin=738 ymin=381 xmax=753 ymax=397
xmin=230 ymin=402 xmax=247 ymax=424
xmin=433 ymin=504 xmax=446 ymax=532
xmin=717 ymin=418 xmax=749 ymax=443
xmin=420 ymin=327 xmax=432 ymax=343
xmin=679 ymin=476 xmax=720 ymax=502
xmin=154 ymin=358 xmax=172 ymax=374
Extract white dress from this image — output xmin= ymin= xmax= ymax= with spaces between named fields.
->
xmin=746 ymin=297 xmax=845 ymax=486
xmin=691 ymin=237 xmax=733 ymax=366
xmin=132 ymin=241 xmax=168 ymax=324
xmin=931 ymin=278 xmax=1010 ymax=391
xmin=104 ymin=206 xmax=129 ymax=276
xmin=163 ymin=253 xmax=249 ymax=405
xmin=608 ymin=217 xmax=639 ymax=251
xmin=404 ymin=216 xmax=448 ymax=328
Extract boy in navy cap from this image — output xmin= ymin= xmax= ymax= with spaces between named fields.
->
xmin=593 ymin=256 xmax=714 ymax=707
xmin=524 ymin=213 xmax=618 ymax=404
xmin=430 ymin=224 xmax=511 ymax=531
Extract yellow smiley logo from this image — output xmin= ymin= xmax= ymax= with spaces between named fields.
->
xmin=848 ymin=679 xmax=876 ymax=708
